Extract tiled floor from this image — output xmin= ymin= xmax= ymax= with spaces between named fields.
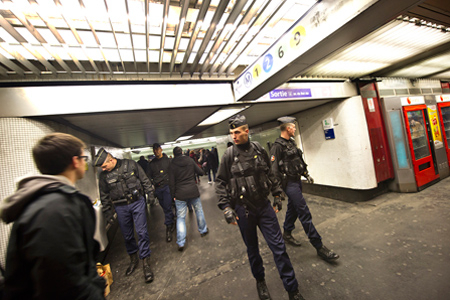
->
xmin=104 ymin=177 xmax=450 ymax=300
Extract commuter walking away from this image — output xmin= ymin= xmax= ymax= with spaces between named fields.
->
xmin=147 ymin=143 xmax=175 ymax=242
xmin=94 ymin=148 xmax=155 ymax=283
xmin=1 ymin=133 xmax=105 ymax=299
xmin=270 ymin=116 xmax=339 ymax=261
xmin=189 ymin=150 xmax=202 ymax=185
xmin=215 ymin=114 xmax=304 ymax=300
xmin=137 ymin=155 xmax=149 ymax=173
xmin=169 ymin=147 xmax=209 ymax=252
xmin=205 ymin=149 xmax=218 ymax=184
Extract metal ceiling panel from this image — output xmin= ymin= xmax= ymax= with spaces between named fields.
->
xmin=0 ymin=0 xmax=320 ymax=81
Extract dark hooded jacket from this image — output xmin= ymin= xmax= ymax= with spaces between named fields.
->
xmin=169 ymin=155 xmax=204 ymax=200
xmin=0 ymin=175 xmax=105 ymax=300
xmin=147 ymin=153 xmax=171 ymax=188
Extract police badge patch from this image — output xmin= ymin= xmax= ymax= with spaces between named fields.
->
xmin=271 ymin=155 xmax=275 ymax=162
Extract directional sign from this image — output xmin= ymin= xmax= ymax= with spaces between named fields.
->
xmin=233 ymin=0 xmax=378 ymax=101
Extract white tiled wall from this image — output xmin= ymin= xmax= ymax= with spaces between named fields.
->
xmin=0 ymin=118 xmax=55 ymax=268
xmin=0 ymin=117 xmax=120 ymax=269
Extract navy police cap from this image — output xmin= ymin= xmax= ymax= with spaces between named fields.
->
xmin=93 ymin=147 xmax=108 ymax=166
xmin=277 ymin=116 xmax=296 ymax=125
xmin=229 ymin=114 xmax=247 ymax=129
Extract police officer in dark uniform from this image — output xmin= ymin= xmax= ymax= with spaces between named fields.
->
xmin=147 ymin=143 xmax=175 ymax=242
xmin=270 ymin=116 xmax=339 ymax=261
xmin=94 ymin=148 xmax=155 ymax=283
xmin=215 ymin=115 xmax=304 ymax=300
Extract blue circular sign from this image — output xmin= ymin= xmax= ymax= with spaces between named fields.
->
xmin=263 ymin=54 xmax=273 ymax=73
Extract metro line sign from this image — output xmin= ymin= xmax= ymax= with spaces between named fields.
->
xmin=232 ymin=0 xmax=379 ymax=101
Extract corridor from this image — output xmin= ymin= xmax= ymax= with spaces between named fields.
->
xmin=103 ymin=178 xmax=450 ymax=300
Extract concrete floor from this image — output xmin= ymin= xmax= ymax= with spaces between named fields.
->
xmin=103 ymin=177 xmax=450 ymax=300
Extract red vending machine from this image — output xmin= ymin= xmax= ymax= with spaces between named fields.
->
xmin=402 ymin=99 xmax=439 ymax=189
xmin=436 ymin=94 xmax=450 ymax=164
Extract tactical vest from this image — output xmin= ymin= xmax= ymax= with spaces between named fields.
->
xmin=228 ymin=142 xmax=271 ymax=209
xmin=104 ymin=160 xmax=143 ymax=203
xmin=275 ymin=138 xmax=306 ymax=178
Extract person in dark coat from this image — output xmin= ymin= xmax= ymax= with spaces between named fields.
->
xmin=94 ymin=148 xmax=154 ymax=283
xmin=270 ymin=116 xmax=339 ymax=262
xmin=215 ymin=115 xmax=304 ymax=300
xmin=205 ymin=149 xmax=218 ymax=183
xmin=137 ymin=155 xmax=149 ymax=173
xmin=0 ymin=133 xmax=105 ymax=300
xmin=189 ymin=150 xmax=201 ymax=185
xmin=169 ymin=147 xmax=209 ymax=251
xmin=147 ymin=143 xmax=175 ymax=242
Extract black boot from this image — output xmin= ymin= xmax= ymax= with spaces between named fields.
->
xmin=256 ymin=279 xmax=272 ymax=300
xmin=125 ymin=253 xmax=139 ymax=276
xmin=142 ymin=257 xmax=154 ymax=283
xmin=283 ymin=230 xmax=302 ymax=247
xmin=316 ymin=245 xmax=339 ymax=261
xmin=166 ymin=225 xmax=173 ymax=242
xmin=288 ymin=289 xmax=305 ymax=300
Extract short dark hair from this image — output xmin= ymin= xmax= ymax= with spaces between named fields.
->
xmin=33 ymin=133 xmax=85 ymax=175
xmin=153 ymin=143 xmax=161 ymax=151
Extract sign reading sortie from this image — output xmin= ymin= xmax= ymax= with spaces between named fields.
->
xmin=269 ymin=89 xmax=312 ymax=99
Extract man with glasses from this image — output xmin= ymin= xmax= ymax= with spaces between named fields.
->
xmin=94 ymin=148 xmax=155 ymax=283
xmin=1 ymin=133 xmax=105 ymax=299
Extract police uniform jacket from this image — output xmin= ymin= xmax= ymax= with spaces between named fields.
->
xmin=215 ymin=140 xmax=282 ymax=211
xmin=0 ymin=175 xmax=105 ymax=300
xmin=169 ymin=155 xmax=204 ymax=200
xmin=147 ymin=154 xmax=171 ymax=188
xmin=99 ymin=159 xmax=153 ymax=208
xmin=270 ymin=137 xmax=308 ymax=184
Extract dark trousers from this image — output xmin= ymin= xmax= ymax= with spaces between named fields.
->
xmin=115 ymin=197 xmax=151 ymax=259
xmin=284 ymin=180 xmax=322 ymax=249
xmin=235 ymin=202 xmax=298 ymax=293
xmin=155 ymin=185 xmax=175 ymax=226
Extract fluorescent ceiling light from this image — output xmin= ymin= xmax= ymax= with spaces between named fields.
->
xmin=176 ymin=135 xmax=194 ymax=141
xmin=198 ymin=106 xmax=249 ymax=126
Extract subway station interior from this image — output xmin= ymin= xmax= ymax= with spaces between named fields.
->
xmin=1 ymin=0 xmax=450 ymax=299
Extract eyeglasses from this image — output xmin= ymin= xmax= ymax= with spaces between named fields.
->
xmin=77 ymin=156 xmax=88 ymax=161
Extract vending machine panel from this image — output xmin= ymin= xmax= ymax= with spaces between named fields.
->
xmin=403 ymin=105 xmax=439 ymax=188
xmin=437 ymin=101 xmax=450 ymax=163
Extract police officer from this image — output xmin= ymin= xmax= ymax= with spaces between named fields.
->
xmin=270 ymin=116 xmax=339 ymax=261
xmin=147 ymin=143 xmax=175 ymax=242
xmin=94 ymin=148 xmax=154 ymax=283
xmin=215 ymin=114 xmax=304 ymax=300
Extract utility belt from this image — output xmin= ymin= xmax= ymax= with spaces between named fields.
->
xmin=285 ymin=174 xmax=301 ymax=182
xmin=112 ymin=189 xmax=143 ymax=206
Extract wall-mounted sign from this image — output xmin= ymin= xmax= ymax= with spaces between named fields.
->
xmin=436 ymin=94 xmax=450 ymax=102
xmin=323 ymin=118 xmax=335 ymax=140
xmin=269 ymin=88 xmax=312 ymax=99
xmin=400 ymin=96 xmax=425 ymax=106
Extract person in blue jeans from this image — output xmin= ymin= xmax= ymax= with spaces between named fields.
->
xmin=169 ymin=147 xmax=209 ymax=251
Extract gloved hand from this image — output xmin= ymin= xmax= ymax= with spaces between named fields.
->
xmin=223 ymin=207 xmax=238 ymax=225
xmin=273 ymin=195 xmax=283 ymax=213
xmin=305 ymin=174 xmax=314 ymax=184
